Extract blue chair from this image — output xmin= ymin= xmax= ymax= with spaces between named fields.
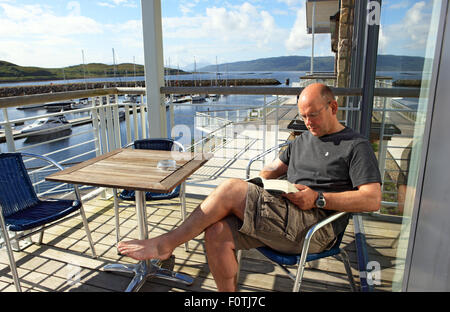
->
xmin=0 ymin=152 xmax=97 ymax=292
xmin=235 ymin=143 xmax=357 ymax=292
xmin=118 ymin=139 xmax=182 ymax=201
xmin=113 ymin=138 xmax=189 ymax=251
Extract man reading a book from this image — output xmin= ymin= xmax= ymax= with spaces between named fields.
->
xmin=118 ymin=83 xmax=382 ymax=291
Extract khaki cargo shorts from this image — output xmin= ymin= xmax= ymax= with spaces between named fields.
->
xmin=225 ymin=183 xmax=337 ymax=254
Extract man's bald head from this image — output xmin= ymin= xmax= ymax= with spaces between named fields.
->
xmin=296 ymin=83 xmax=343 ymax=137
xmin=298 ymin=83 xmax=335 ymax=107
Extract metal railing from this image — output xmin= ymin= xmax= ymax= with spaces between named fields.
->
xmin=1 ymin=84 xmax=420 ymax=216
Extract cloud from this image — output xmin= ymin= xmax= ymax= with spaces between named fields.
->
xmin=276 ymin=0 xmax=302 ymax=7
xmin=381 ymin=1 xmax=432 ymax=54
xmin=388 ymin=0 xmax=411 ymax=9
xmin=164 ymin=2 xmax=285 ymax=46
xmin=97 ymin=0 xmax=137 ymax=8
xmin=0 ymin=0 xmax=147 ymax=68
xmin=67 ymin=1 xmax=81 ymax=16
xmin=285 ymin=6 xmax=309 ymax=52
xmin=161 ymin=2 xmax=291 ymax=66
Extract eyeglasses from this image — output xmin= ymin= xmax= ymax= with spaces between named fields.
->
xmin=300 ymin=104 xmax=329 ymax=121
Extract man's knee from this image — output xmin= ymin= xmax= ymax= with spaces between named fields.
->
xmin=205 ymin=220 xmax=233 ymax=245
xmin=217 ymin=178 xmax=247 ymax=198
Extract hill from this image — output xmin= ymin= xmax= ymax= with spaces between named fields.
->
xmin=198 ymin=55 xmax=425 ymax=72
xmin=0 ymin=61 xmax=187 ymax=83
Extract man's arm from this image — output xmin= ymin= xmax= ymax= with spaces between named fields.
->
xmin=259 ymin=158 xmax=288 ymax=180
xmin=283 ymin=182 xmax=381 ymax=213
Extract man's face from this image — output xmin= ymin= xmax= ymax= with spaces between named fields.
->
xmin=298 ymin=95 xmax=333 ymax=137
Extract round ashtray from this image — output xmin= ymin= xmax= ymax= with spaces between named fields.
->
xmin=157 ymin=159 xmax=177 ymax=170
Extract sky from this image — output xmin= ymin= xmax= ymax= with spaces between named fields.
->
xmin=0 ymin=0 xmax=436 ymax=70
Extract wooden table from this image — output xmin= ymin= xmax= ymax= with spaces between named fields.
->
xmin=46 ymin=148 xmax=211 ymax=292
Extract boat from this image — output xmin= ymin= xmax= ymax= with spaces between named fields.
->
xmin=44 ymin=101 xmax=75 ymax=112
xmin=17 ymin=103 xmax=46 ymax=110
xmin=70 ymin=98 xmax=90 ymax=109
xmin=123 ymin=94 xmax=141 ymax=103
xmin=20 ymin=115 xmax=71 ymax=136
xmin=209 ymin=94 xmax=220 ymax=101
xmin=190 ymin=94 xmax=206 ymax=102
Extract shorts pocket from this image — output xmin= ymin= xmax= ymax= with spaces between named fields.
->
xmin=256 ymin=192 xmax=292 ymax=241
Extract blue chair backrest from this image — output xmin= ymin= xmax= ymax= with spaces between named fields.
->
xmin=0 ymin=153 xmax=39 ymax=217
xmin=133 ymin=139 xmax=175 ymax=151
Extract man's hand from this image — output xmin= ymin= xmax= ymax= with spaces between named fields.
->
xmin=282 ymin=184 xmax=318 ymax=210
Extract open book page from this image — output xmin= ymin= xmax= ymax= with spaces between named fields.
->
xmin=246 ymin=177 xmax=298 ymax=194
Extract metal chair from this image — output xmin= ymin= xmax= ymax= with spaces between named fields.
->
xmin=235 ymin=142 xmax=357 ymax=292
xmin=0 ymin=152 xmax=97 ymax=292
xmin=113 ymin=138 xmax=189 ymax=251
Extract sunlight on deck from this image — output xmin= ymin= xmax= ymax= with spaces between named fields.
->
xmin=0 ymin=191 xmax=399 ymax=292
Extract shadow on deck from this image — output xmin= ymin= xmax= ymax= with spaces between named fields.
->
xmin=0 ymin=193 xmax=399 ymax=292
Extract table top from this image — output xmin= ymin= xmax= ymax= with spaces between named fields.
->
xmin=46 ymin=148 xmax=211 ymax=192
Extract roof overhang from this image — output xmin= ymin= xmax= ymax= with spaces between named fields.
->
xmin=306 ymin=0 xmax=339 ymax=34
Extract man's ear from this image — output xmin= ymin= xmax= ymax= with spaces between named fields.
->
xmin=330 ymin=100 xmax=339 ymax=114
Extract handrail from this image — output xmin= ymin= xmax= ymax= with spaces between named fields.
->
xmin=0 ymin=87 xmax=145 ymax=109
xmin=161 ymin=86 xmax=421 ymax=98
xmin=0 ymin=85 xmax=422 ymax=110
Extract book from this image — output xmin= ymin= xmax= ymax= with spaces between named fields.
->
xmin=246 ymin=177 xmax=298 ymax=194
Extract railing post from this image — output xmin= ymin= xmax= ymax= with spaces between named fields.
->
xmin=124 ymin=103 xmax=132 ymax=145
xmin=98 ymin=96 xmax=108 ymax=154
xmin=91 ymin=97 xmax=101 ymax=157
xmin=132 ymin=102 xmax=139 ymax=141
xmin=105 ymin=96 xmax=115 ymax=150
xmin=112 ymin=95 xmax=121 ymax=149
xmin=2 ymin=108 xmax=16 ymax=152
xmin=140 ymin=95 xmax=147 ymax=139
xmin=262 ymin=95 xmax=267 ymax=167
xmin=169 ymin=94 xmax=175 ymax=134
xmin=275 ymin=96 xmax=279 ymax=146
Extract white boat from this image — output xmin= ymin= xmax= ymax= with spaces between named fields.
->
xmin=20 ymin=115 xmax=71 ymax=136
xmin=209 ymin=94 xmax=220 ymax=101
xmin=190 ymin=95 xmax=206 ymax=102
xmin=70 ymin=98 xmax=90 ymax=109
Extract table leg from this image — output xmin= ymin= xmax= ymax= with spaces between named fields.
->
xmin=103 ymin=190 xmax=194 ymax=292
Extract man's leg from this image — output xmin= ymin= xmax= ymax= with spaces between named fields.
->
xmin=204 ymin=219 xmax=239 ymax=291
xmin=117 ymin=178 xmax=247 ymax=262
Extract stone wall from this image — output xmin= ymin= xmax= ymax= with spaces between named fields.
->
xmin=336 ymin=0 xmax=355 ymax=116
xmin=0 ymin=78 xmax=280 ymax=98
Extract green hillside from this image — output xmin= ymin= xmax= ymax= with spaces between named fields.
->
xmin=199 ymin=55 xmax=425 ymax=72
xmin=0 ymin=61 xmax=187 ymax=83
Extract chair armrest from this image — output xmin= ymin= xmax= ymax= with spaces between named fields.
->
xmin=246 ymin=141 xmax=290 ymax=179
xmin=173 ymin=140 xmax=186 ymax=152
xmin=21 ymin=152 xmax=64 ymax=171
xmin=21 ymin=152 xmax=81 ymax=200
xmin=304 ymin=211 xmax=348 ymax=243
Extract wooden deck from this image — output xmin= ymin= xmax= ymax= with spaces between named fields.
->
xmin=0 ymin=192 xmax=400 ymax=292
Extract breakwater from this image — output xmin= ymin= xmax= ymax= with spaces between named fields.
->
xmin=0 ymin=78 xmax=280 ymax=98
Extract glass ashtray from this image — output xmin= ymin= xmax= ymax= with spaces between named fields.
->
xmin=157 ymin=159 xmax=177 ymax=170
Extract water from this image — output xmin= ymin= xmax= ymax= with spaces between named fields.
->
xmin=1 ymin=70 xmax=423 ymax=165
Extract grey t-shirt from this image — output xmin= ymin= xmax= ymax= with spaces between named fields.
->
xmin=279 ymin=127 xmax=382 ymax=233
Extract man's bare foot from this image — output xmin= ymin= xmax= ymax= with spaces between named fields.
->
xmin=117 ymin=237 xmax=172 ymax=261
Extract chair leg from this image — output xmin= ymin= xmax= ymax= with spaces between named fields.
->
xmin=235 ymin=249 xmax=243 ymax=289
xmin=113 ymin=188 xmax=121 ymax=246
xmin=339 ymin=250 xmax=357 ymax=292
xmin=37 ymin=227 xmax=44 ymax=245
xmin=0 ymin=216 xmax=22 ymax=292
xmin=79 ymin=206 xmax=97 ymax=259
xmin=180 ymin=182 xmax=189 ymax=252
